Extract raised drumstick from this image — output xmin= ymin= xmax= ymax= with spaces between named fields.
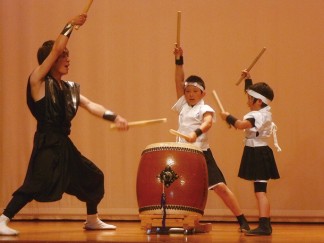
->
xmin=169 ymin=129 xmax=191 ymax=141
xmin=110 ymin=118 xmax=167 ymax=129
xmin=176 ymin=11 xmax=181 ymax=47
xmin=236 ymin=47 xmax=267 ymax=86
xmin=212 ymin=90 xmax=225 ymax=112
xmin=212 ymin=90 xmax=231 ymax=128
xmin=75 ymin=0 xmax=94 ymax=30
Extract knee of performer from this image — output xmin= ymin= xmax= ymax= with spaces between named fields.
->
xmin=213 ymin=183 xmax=228 ymax=195
xmin=254 ymin=181 xmax=267 ymax=193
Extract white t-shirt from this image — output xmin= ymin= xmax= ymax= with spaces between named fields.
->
xmin=172 ymin=96 xmax=215 ymax=150
xmin=243 ymin=106 xmax=273 ymax=147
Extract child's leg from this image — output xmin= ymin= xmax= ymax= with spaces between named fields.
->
xmin=256 ymin=192 xmax=270 ymax=217
xmin=254 ymin=181 xmax=270 ymax=217
xmin=245 ymin=181 xmax=272 ymax=236
xmin=213 ymin=183 xmax=242 ymax=216
xmin=213 ymin=183 xmax=250 ymax=232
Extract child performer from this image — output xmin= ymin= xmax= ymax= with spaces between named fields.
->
xmin=172 ymin=46 xmax=250 ymax=232
xmin=220 ymin=70 xmax=281 ymax=236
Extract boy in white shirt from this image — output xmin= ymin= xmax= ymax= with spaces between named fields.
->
xmin=172 ymin=46 xmax=250 ymax=232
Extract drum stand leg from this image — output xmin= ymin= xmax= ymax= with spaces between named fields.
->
xmin=139 ymin=214 xmax=212 ymax=235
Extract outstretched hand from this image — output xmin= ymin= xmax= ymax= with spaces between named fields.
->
xmin=241 ymin=69 xmax=251 ymax=79
xmin=185 ymin=132 xmax=198 ymax=143
xmin=173 ymin=45 xmax=183 ymax=59
xmin=114 ymin=115 xmax=129 ymax=131
xmin=71 ymin=13 xmax=87 ymax=27
xmin=220 ymin=111 xmax=230 ymax=121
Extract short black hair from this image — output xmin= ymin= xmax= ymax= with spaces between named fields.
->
xmin=249 ymin=82 xmax=274 ymax=107
xmin=185 ymin=75 xmax=206 ymax=90
xmin=37 ymin=40 xmax=54 ymax=65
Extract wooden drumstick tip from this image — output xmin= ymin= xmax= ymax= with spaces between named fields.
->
xmin=212 ymin=90 xmax=225 ymax=113
xmin=75 ymin=0 xmax=94 ymax=30
xmin=176 ymin=11 xmax=181 ymax=47
xmin=83 ymin=0 xmax=94 ymax=13
xmin=110 ymin=118 xmax=167 ymax=129
xmin=235 ymin=47 xmax=267 ymax=86
xmin=169 ymin=129 xmax=191 ymax=140
xmin=211 ymin=90 xmax=231 ymax=129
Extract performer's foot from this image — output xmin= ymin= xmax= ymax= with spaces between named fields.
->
xmin=84 ymin=214 xmax=116 ymax=230
xmin=237 ymin=214 xmax=250 ymax=232
xmin=84 ymin=219 xmax=116 ymax=230
xmin=0 ymin=215 xmax=19 ymax=236
xmin=238 ymin=221 xmax=250 ymax=233
xmin=245 ymin=217 xmax=272 ymax=236
xmin=245 ymin=226 xmax=271 ymax=236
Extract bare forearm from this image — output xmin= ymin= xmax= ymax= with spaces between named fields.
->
xmin=175 ymin=65 xmax=184 ymax=98
xmin=174 ymin=47 xmax=184 ymax=98
xmin=82 ymin=102 xmax=106 ymax=118
xmin=186 ymin=113 xmax=213 ymax=143
xmin=220 ymin=112 xmax=252 ymax=129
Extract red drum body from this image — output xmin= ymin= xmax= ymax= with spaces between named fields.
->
xmin=136 ymin=142 xmax=208 ymax=217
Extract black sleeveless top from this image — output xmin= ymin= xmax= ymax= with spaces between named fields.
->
xmin=27 ymin=75 xmax=80 ymax=135
xmin=14 ymin=75 xmax=104 ymax=203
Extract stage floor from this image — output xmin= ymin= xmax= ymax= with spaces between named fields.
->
xmin=0 ymin=220 xmax=323 ymax=242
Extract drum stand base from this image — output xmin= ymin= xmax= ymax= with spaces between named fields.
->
xmin=139 ymin=214 xmax=212 ymax=235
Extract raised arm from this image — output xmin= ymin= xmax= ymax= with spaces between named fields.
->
xmin=241 ymin=69 xmax=253 ymax=92
xmin=29 ymin=14 xmax=87 ymax=101
xmin=174 ymin=45 xmax=185 ymax=99
xmin=79 ymin=95 xmax=129 ymax=131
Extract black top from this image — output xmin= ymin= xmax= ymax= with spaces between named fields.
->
xmin=27 ymin=75 xmax=80 ymax=135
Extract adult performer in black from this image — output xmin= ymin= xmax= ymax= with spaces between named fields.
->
xmin=0 ymin=13 xmax=129 ymax=236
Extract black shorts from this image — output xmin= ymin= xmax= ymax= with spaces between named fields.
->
xmin=203 ymin=149 xmax=226 ymax=189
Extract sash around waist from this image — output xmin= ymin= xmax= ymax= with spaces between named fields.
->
xmin=37 ymin=123 xmax=71 ymax=135
xmin=244 ymin=138 xmax=268 ymax=147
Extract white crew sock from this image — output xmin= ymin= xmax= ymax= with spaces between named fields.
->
xmin=0 ymin=215 xmax=19 ymax=236
xmin=84 ymin=214 xmax=116 ymax=230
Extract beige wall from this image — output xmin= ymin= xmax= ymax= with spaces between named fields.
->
xmin=0 ymin=0 xmax=323 ymax=222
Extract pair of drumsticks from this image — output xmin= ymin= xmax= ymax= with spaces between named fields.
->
xmin=76 ymin=1 xmax=174 ymax=134
xmin=78 ymin=1 xmax=266 ymax=138
xmin=110 ymin=118 xmax=191 ymax=140
xmin=213 ymin=47 xmax=267 ymax=123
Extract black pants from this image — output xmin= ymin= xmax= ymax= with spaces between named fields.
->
xmin=3 ymin=193 xmax=98 ymax=219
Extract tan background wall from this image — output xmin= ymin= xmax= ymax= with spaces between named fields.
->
xmin=0 ymin=0 xmax=323 ymax=222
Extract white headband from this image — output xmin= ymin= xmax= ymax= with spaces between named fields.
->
xmin=184 ymin=82 xmax=205 ymax=91
xmin=247 ymin=89 xmax=271 ymax=105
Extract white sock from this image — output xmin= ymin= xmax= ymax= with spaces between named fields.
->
xmin=84 ymin=214 xmax=116 ymax=230
xmin=0 ymin=215 xmax=19 ymax=236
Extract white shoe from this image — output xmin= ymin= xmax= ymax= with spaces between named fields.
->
xmin=84 ymin=219 xmax=116 ymax=230
xmin=0 ymin=215 xmax=19 ymax=236
xmin=84 ymin=215 xmax=116 ymax=230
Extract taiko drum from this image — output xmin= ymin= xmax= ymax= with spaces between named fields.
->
xmin=136 ymin=142 xmax=208 ymax=217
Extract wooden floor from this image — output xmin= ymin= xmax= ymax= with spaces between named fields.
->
xmin=0 ymin=220 xmax=323 ymax=242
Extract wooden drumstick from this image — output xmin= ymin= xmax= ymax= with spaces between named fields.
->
xmin=212 ymin=90 xmax=225 ymax=113
xmin=75 ymin=0 xmax=94 ymax=30
xmin=235 ymin=47 xmax=267 ymax=86
xmin=169 ymin=129 xmax=191 ymax=141
xmin=212 ymin=90 xmax=231 ymax=128
xmin=176 ymin=11 xmax=181 ymax=47
xmin=110 ymin=118 xmax=167 ymax=129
